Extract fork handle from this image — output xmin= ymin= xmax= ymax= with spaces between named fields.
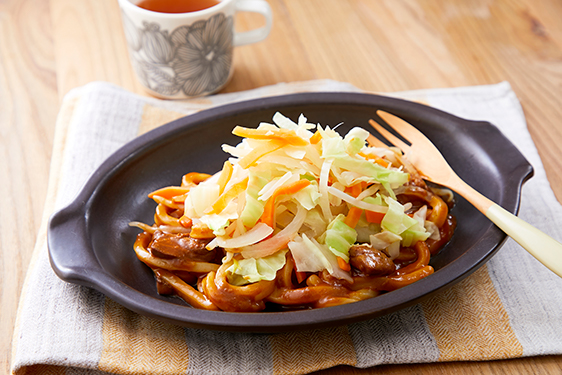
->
xmin=485 ymin=203 xmax=562 ymax=278
xmin=454 ymin=178 xmax=562 ymax=278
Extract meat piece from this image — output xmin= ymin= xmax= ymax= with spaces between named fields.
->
xmin=349 ymin=244 xmax=396 ymax=276
xmin=148 ymin=231 xmax=215 ymax=262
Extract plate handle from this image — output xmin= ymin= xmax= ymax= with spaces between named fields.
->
xmin=48 ymin=202 xmax=102 ymax=288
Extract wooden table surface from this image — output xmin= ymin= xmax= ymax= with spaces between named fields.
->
xmin=2 ymin=0 xmax=562 ymax=374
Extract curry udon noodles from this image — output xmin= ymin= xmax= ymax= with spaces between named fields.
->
xmin=130 ymin=113 xmax=456 ymax=312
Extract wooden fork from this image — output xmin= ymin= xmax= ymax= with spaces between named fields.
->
xmin=369 ymin=110 xmax=562 ymax=278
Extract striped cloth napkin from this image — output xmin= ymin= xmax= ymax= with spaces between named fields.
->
xmin=11 ymin=80 xmax=562 ymax=375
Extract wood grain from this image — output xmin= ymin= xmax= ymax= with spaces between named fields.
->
xmin=50 ymin=0 xmax=145 ymax=100
xmin=2 ymin=0 xmax=562 ymax=374
xmin=0 ymin=0 xmax=58 ymax=373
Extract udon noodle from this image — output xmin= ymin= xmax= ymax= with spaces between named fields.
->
xmin=130 ymin=113 xmax=455 ymax=312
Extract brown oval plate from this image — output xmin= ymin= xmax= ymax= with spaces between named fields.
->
xmin=48 ymin=92 xmax=533 ymax=332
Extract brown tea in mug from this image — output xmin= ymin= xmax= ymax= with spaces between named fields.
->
xmin=136 ymin=0 xmax=221 ymax=13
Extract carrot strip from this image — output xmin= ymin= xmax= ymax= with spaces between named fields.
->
xmin=205 ymin=177 xmax=249 ymax=215
xmin=344 ymin=207 xmax=363 ymax=228
xmin=344 ymin=183 xmax=362 ymax=198
xmin=295 ymin=271 xmax=308 ymax=284
xmin=233 ymin=126 xmax=308 ymax=146
xmin=237 ymin=141 xmax=285 ymax=169
xmin=179 ymin=216 xmax=192 ymax=228
xmin=345 ymin=182 xmax=386 ymax=224
xmin=337 ymin=257 xmax=351 ymax=272
xmin=365 ymin=210 xmax=385 ymax=224
xmin=359 ymin=152 xmax=390 ymax=167
xmin=375 ymin=158 xmax=390 ymax=167
xmin=260 ymin=203 xmax=274 ymax=229
xmin=260 ymin=180 xmax=311 ymax=228
xmin=343 ymin=183 xmax=364 ymax=227
xmin=216 ymin=161 xmax=233 ymax=195
xmin=309 ymin=130 xmax=322 ymax=144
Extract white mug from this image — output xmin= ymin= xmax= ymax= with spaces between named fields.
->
xmin=118 ymin=0 xmax=272 ymax=99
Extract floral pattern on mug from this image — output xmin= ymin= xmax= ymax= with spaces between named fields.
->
xmin=122 ymin=12 xmax=233 ymax=97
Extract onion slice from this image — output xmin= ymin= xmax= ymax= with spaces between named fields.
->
xmin=241 ymin=204 xmax=307 ymax=259
xmin=318 ymin=158 xmax=334 ymax=222
xmin=208 ymin=223 xmax=273 ymax=250
xmin=327 ymin=186 xmax=388 ymax=213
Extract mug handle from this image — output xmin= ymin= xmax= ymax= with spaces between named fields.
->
xmin=234 ymin=0 xmax=273 ymax=46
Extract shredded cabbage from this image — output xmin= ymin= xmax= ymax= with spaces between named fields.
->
xmin=321 ymin=214 xmax=357 ymax=262
xmin=288 ymin=234 xmax=352 ymax=282
xmin=294 ymin=183 xmax=321 ymax=210
xmin=186 ymin=180 xmax=220 ymax=218
xmin=239 ymin=170 xmax=270 ymax=227
xmin=370 ymin=231 xmax=402 ymax=260
xmin=199 ymin=199 xmax=239 ymax=236
xmin=227 ymin=250 xmax=288 ymax=285
xmin=344 ymin=127 xmax=370 ymax=155
xmin=288 ymin=234 xmax=332 ymax=273
xmin=192 ymin=112 xmax=434 ymax=283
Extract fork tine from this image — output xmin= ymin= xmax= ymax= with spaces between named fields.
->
xmin=376 ymin=110 xmax=428 ymax=145
xmin=368 ymin=119 xmax=411 ymax=152
xmin=366 ymin=133 xmax=389 ymax=148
